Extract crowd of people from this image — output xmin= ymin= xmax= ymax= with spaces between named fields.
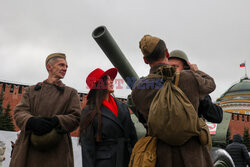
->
xmin=6 ymin=35 xmax=249 ymax=167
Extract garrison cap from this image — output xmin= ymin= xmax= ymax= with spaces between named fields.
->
xmin=139 ymin=35 xmax=160 ymax=57
xmin=45 ymin=53 xmax=66 ymax=65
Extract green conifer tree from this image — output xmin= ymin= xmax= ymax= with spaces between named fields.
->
xmin=2 ymin=103 xmax=15 ymax=131
xmin=0 ymin=91 xmax=4 ymax=130
xmin=242 ymin=127 xmax=250 ymax=151
xmin=0 ymin=91 xmax=3 ymax=114
xmin=0 ymin=90 xmax=15 ymax=131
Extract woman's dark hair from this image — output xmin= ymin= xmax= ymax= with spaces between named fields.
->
xmin=144 ymin=40 xmax=166 ymax=63
xmin=79 ymin=75 xmax=108 ymax=143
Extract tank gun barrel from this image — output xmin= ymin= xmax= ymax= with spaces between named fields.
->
xmin=92 ymin=26 xmax=139 ymax=89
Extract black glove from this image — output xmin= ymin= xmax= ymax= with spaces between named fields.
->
xmin=26 ymin=117 xmax=56 ymax=136
xmin=42 ymin=116 xmax=59 ymax=128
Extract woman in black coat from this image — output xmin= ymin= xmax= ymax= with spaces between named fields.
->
xmin=79 ymin=68 xmax=137 ymax=167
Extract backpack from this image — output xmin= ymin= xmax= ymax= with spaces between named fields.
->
xmin=147 ymin=65 xmax=211 ymax=147
xmin=129 ymin=136 xmax=157 ymax=167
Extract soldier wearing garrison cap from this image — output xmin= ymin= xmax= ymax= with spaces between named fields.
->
xmin=10 ymin=53 xmax=81 ymax=167
xmin=132 ymin=35 xmax=216 ymax=167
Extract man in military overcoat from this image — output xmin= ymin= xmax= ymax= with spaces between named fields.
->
xmin=10 ymin=53 xmax=81 ymax=167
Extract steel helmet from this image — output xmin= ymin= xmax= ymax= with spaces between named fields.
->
xmin=169 ymin=50 xmax=189 ymax=64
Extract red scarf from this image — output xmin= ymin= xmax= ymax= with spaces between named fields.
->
xmin=102 ymin=95 xmax=118 ymax=117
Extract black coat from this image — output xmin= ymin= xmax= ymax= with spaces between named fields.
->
xmin=226 ymin=134 xmax=250 ymax=167
xmin=80 ymin=100 xmax=138 ymax=167
xmin=198 ymin=95 xmax=223 ymax=123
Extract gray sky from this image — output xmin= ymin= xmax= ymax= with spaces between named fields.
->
xmin=1 ymin=0 xmax=250 ymax=101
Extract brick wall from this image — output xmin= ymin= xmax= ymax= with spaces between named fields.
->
xmin=2 ymin=81 xmax=249 ymax=139
xmin=229 ymin=114 xmax=250 ymax=139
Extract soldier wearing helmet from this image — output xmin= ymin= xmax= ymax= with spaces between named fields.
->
xmin=168 ymin=49 xmax=223 ymax=124
xmin=168 ymin=50 xmax=189 ymax=70
xmin=168 ymin=49 xmax=200 ymax=71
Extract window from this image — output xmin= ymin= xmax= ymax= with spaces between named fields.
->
xmin=18 ymin=86 xmax=22 ymax=94
xmin=242 ymin=115 xmax=244 ymax=121
xmin=237 ymin=114 xmax=239 ymax=120
xmin=231 ymin=113 xmax=234 ymax=120
xmin=80 ymin=94 xmax=83 ymax=102
xmin=233 ymin=110 xmax=239 ymax=114
xmin=10 ymin=84 xmax=14 ymax=93
xmin=2 ymin=83 xmax=5 ymax=92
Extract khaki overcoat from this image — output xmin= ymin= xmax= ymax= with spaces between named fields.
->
xmin=10 ymin=82 xmax=81 ymax=167
xmin=132 ymin=64 xmax=216 ymax=167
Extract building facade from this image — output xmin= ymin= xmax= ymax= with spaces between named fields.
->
xmin=216 ymin=76 xmax=250 ymax=139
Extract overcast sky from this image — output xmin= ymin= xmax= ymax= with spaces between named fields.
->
xmin=1 ymin=0 xmax=250 ymax=101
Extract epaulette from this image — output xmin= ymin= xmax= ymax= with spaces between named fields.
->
xmin=56 ymin=85 xmax=64 ymax=92
xmin=34 ymin=80 xmax=65 ymax=92
xmin=54 ymin=80 xmax=65 ymax=92
xmin=34 ymin=82 xmax=43 ymax=91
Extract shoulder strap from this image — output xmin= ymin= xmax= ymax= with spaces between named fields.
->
xmin=147 ymin=73 xmax=161 ymax=79
xmin=174 ymin=71 xmax=180 ymax=86
xmin=147 ymin=70 xmax=180 ymax=85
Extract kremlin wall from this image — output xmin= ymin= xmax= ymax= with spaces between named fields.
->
xmin=0 ymin=77 xmax=249 ymax=140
